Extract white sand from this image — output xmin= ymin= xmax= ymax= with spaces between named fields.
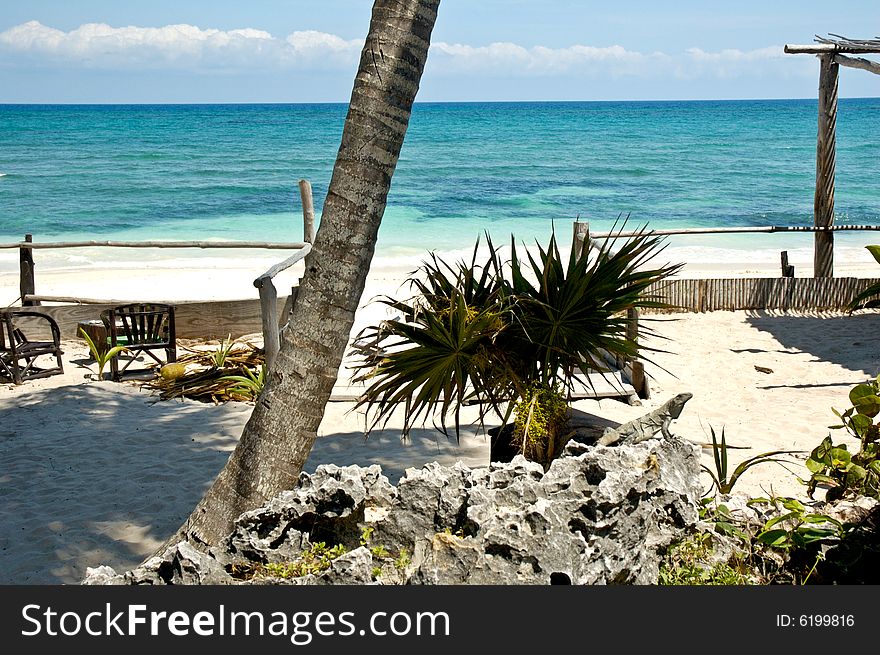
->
xmin=1 ymin=250 xmax=879 ymax=583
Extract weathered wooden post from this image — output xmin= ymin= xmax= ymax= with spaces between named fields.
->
xmin=256 ymin=278 xmax=280 ymax=370
xmin=253 ymin=245 xmax=312 ymax=371
xmin=814 ymin=54 xmax=838 ymax=278
xmin=572 ymin=221 xmax=589 ymax=259
xmin=298 ymin=179 xmax=316 ymax=244
xmin=19 ymin=234 xmax=38 ymax=306
xmin=780 ymin=251 xmax=795 ymax=277
xmin=626 ymin=306 xmax=647 ymax=399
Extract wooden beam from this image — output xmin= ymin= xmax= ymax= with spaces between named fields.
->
xmin=786 ymin=43 xmax=880 ymax=54
xmin=253 ymin=244 xmax=312 ymax=287
xmin=814 ymin=54 xmax=838 ymax=278
xmin=833 ymin=53 xmax=880 ymax=75
xmin=785 ymin=44 xmax=839 ymax=54
xmin=34 ymin=297 xmax=291 ymax=340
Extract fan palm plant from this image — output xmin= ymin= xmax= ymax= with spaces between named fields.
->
xmin=351 ymin=222 xmax=682 ymax=466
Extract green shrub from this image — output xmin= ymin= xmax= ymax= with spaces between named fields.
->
xmin=806 ymin=375 xmax=880 ymax=501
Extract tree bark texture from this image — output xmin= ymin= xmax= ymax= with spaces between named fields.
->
xmin=165 ymin=0 xmax=441 ymax=550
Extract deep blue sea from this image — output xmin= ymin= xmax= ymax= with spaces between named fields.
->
xmin=1 ymin=100 xmax=879 ymax=264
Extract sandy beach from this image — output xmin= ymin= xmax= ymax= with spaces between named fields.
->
xmin=1 ymin=251 xmax=879 ymax=584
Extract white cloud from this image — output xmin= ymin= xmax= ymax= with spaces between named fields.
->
xmin=428 ymin=40 xmax=806 ymax=80
xmin=0 ymin=20 xmax=810 ymax=80
xmin=0 ymin=20 xmax=359 ymax=71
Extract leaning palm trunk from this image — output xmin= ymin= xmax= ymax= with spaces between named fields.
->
xmin=163 ymin=0 xmax=441 ymax=550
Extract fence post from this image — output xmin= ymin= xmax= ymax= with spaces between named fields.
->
xmin=572 ymin=221 xmax=589 ymax=259
xmin=257 ymin=280 xmax=280 ymax=370
xmin=19 ymin=234 xmax=38 ymax=306
xmin=780 ymin=251 xmax=795 ymax=277
xmin=299 ymin=180 xmax=316 ymax=244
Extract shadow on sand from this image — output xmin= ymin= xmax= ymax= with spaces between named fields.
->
xmin=0 ymin=382 xmax=248 ymax=584
xmin=745 ymin=310 xmax=880 ymax=377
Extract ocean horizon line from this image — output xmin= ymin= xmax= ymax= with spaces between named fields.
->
xmin=2 ymin=96 xmax=879 ymax=108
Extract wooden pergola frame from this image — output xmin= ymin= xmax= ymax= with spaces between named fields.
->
xmin=785 ymin=35 xmax=880 ymax=277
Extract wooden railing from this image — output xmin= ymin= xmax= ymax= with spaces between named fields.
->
xmin=253 ymin=244 xmax=311 ymax=369
xmin=1 ymin=180 xmax=319 ymax=358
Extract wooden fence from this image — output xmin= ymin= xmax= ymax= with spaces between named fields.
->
xmin=1 ymin=180 xmax=317 ymax=353
xmin=643 ymin=277 xmax=880 ymax=313
xmin=573 ymin=221 xmax=880 ymax=313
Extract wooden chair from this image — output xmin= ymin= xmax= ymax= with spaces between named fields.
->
xmin=0 ymin=310 xmax=64 ymax=384
xmin=101 ymin=303 xmax=177 ymax=381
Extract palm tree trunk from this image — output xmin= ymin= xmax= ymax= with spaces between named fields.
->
xmin=165 ymin=0 xmax=441 ymax=550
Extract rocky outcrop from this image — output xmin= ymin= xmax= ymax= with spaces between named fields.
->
xmin=83 ymin=434 xmax=702 ymax=586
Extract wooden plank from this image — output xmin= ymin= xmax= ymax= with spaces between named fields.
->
xmin=34 ymin=297 xmax=292 ymax=340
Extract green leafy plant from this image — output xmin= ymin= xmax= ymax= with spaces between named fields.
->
xmin=209 ymin=334 xmax=236 ymax=368
xmin=701 ymin=425 xmax=798 ymax=495
xmin=805 ymin=375 xmax=880 ymax=501
xmin=658 ymin=532 xmax=753 ymax=585
xmin=394 ymin=548 xmax=411 ymax=571
xmin=700 ymin=499 xmax=749 ymax=541
xmin=78 ymin=326 xmax=128 ymax=380
xmin=351 ymin=222 xmax=681 ymax=467
xmin=750 ymin=496 xmax=846 ymax=551
xmin=360 ymin=526 xmax=391 ymax=558
xmin=260 ymin=542 xmax=347 ymax=579
xmin=847 ymin=245 xmax=880 ymax=311
xmin=220 ymin=364 xmax=266 ymax=401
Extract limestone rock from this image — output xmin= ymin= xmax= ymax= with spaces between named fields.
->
xmin=81 ymin=565 xmax=125 ymax=585
xmin=226 ymin=463 xmax=395 ymax=563
xmin=88 ymin=436 xmax=701 ymax=586
xmin=122 ymin=541 xmax=232 ymax=585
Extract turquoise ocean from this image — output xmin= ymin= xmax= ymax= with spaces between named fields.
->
xmin=1 ymin=100 xmax=879 ymax=268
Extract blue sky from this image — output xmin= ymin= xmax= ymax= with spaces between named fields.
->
xmin=1 ymin=0 xmax=878 ymax=103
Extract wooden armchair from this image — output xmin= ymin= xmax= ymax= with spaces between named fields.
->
xmin=101 ymin=303 xmax=177 ymax=381
xmin=0 ymin=310 xmax=64 ymax=384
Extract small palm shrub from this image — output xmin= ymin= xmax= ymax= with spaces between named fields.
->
xmin=78 ymin=327 xmax=127 ymax=380
xmin=351 ymin=224 xmax=681 ymax=466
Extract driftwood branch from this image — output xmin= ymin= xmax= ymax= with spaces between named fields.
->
xmin=253 ymin=244 xmax=312 ymax=288
xmin=833 ymin=53 xmax=880 ymax=75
